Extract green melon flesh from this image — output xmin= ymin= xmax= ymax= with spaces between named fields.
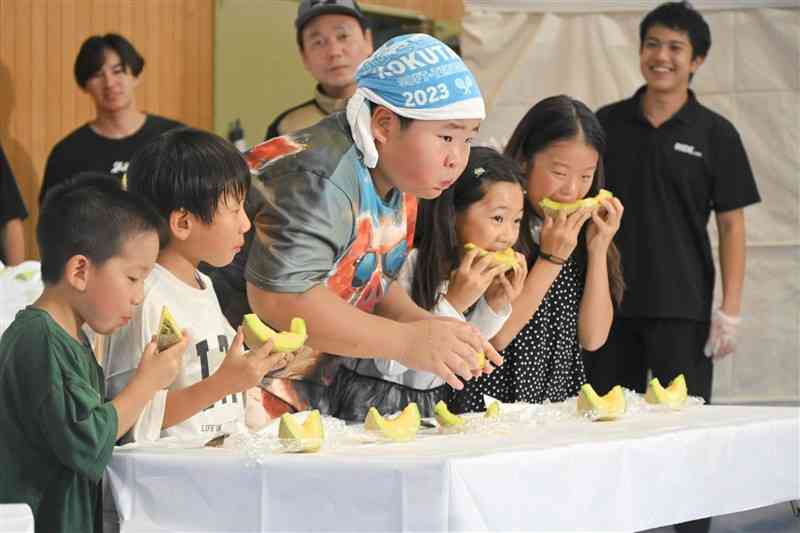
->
xmin=540 ymin=189 xmax=613 ymax=217
xmin=242 ymin=314 xmax=307 ymax=352
xmin=464 ymin=243 xmax=520 ymax=271
xmin=279 ymin=410 xmax=324 ymax=452
xmin=364 ymin=403 xmax=421 ymax=441
xmin=434 ymin=400 xmax=465 ymax=427
xmin=645 ymin=374 xmax=688 ymax=408
xmin=577 ymin=383 xmax=625 ymax=421
xmin=157 ymin=306 xmax=182 ymax=351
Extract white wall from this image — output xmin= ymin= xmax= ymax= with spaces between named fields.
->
xmin=462 ymin=1 xmax=800 ymax=403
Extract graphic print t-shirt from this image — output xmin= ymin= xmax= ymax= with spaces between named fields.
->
xmin=241 ymin=112 xmax=417 ymax=411
xmin=104 ymin=264 xmax=242 ymax=442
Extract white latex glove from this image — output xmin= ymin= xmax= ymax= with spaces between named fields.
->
xmin=704 ymin=309 xmax=741 ymax=360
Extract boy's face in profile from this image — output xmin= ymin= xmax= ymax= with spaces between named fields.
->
xmin=640 ymin=25 xmax=704 ymax=94
xmin=180 ymin=194 xmax=251 ymax=268
xmin=376 ymin=115 xmax=482 ymax=199
xmin=75 ymin=230 xmax=159 ymax=335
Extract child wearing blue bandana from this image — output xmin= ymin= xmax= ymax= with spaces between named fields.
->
xmin=239 ymin=34 xmax=502 ymax=419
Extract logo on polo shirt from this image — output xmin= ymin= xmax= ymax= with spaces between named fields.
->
xmin=674 ymin=142 xmax=703 ymax=158
xmin=110 ymin=161 xmax=129 ymax=174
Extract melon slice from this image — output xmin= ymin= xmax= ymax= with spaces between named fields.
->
xmin=278 ymin=410 xmax=324 ymax=452
xmin=364 ymin=403 xmax=421 ymax=442
xmin=484 ymin=400 xmax=500 ymax=419
xmin=539 ymin=189 xmax=613 ymax=218
xmin=156 ymin=305 xmax=182 ymax=351
xmin=464 ymin=243 xmax=519 ymax=271
xmin=645 ymin=374 xmax=688 ymax=409
xmin=577 ymin=383 xmax=626 ymax=421
xmin=434 ymin=400 xmax=465 ymax=428
xmin=241 ymin=314 xmax=307 ymax=352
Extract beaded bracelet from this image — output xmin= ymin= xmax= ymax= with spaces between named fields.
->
xmin=539 ymin=252 xmax=567 ymax=265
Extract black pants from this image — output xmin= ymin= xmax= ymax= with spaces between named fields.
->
xmin=326 ymin=365 xmax=451 ymax=422
xmin=585 ymin=317 xmax=712 ymax=402
xmin=585 ymin=317 xmax=713 ymax=533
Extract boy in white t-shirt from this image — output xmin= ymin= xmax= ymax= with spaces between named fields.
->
xmin=104 ymin=128 xmax=295 ymax=442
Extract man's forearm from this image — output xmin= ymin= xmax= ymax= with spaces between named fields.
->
xmin=716 ymin=209 xmax=746 ymax=316
xmin=1 ymin=218 xmax=25 ymax=266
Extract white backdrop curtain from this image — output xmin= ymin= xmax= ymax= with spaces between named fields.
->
xmin=462 ymin=1 xmax=799 ymax=403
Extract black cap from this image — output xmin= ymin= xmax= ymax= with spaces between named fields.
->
xmin=295 ymin=0 xmax=368 ymax=33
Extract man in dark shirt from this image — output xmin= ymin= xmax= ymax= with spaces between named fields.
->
xmin=265 ymin=0 xmax=373 ymax=140
xmin=0 ymin=144 xmax=27 ymax=266
xmin=39 ymin=33 xmax=182 ymax=204
xmin=588 ymin=6 xmax=760 ymax=529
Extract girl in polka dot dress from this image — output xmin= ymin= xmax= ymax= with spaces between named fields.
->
xmin=450 ymin=95 xmax=625 ymax=413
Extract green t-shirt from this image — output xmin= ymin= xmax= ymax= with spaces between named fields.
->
xmin=0 ymin=307 xmax=118 ymax=533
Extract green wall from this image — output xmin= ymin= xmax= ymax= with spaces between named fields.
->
xmin=214 ymin=0 xmax=314 ymax=148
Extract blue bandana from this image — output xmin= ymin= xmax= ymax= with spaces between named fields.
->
xmin=346 ymin=33 xmax=485 ymax=168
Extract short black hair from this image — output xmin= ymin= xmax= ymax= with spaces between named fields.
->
xmin=453 ymin=146 xmax=526 ymax=212
xmin=126 ymin=128 xmax=250 ymax=229
xmin=368 ymin=101 xmax=413 ymax=129
xmin=38 ymin=173 xmax=164 ymax=284
xmin=74 ymin=33 xmax=145 ymax=88
xmin=640 ymin=2 xmax=711 ymax=60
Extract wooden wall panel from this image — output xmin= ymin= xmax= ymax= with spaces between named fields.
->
xmin=363 ymin=0 xmax=464 ymax=22
xmin=0 ymin=0 xmax=214 ymax=260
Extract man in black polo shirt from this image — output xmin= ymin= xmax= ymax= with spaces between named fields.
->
xmin=589 ymin=3 xmax=760 ymax=527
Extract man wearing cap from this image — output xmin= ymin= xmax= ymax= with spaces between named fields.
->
xmin=264 ymin=0 xmax=374 ymax=140
xmin=242 ymin=34 xmax=500 ymax=419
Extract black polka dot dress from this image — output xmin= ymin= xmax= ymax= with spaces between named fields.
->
xmin=450 ymin=254 xmax=586 ymax=414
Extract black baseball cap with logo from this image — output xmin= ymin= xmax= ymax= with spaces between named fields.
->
xmin=295 ymin=0 xmax=369 ymax=33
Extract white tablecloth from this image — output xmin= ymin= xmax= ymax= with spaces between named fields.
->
xmin=107 ymin=405 xmax=799 ymax=532
xmin=0 ymin=504 xmax=34 ymax=533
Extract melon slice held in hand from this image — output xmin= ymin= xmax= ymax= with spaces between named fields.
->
xmin=539 ymin=189 xmax=613 ymax=218
xmin=156 ymin=305 xmax=182 ymax=351
xmin=241 ymin=314 xmax=307 ymax=352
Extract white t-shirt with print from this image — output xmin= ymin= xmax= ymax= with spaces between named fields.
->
xmin=104 ymin=263 xmax=244 ymax=442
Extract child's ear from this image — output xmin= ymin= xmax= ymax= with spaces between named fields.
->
xmin=64 ymin=254 xmax=91 ymax=292
xmin=371 ymin=106 xmax=396 ymax=145
xmin=168 ymin=209 xmax=193 ymax=241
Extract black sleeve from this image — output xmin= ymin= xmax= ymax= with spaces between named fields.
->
xmin=710 ymin=120 xmax=761 ymax=212
xmin=595 ymin=104 xmax=611 ymax=126
xmin=0 ymin=145 xmax=27 ymax=225
xmin=265 ymin=118 xmax=280 ymax=141
xmin=39 ymin=146 xmax=69 ymax=206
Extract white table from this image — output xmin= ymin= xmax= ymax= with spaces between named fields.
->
xmin=107 ymin=405 xmax=799 ymax=532
xmin=0 ymin=504 xmax=34 ymax=533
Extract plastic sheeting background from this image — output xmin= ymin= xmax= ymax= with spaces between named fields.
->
xmin=462 ymin=3 xmax=799 ymax=403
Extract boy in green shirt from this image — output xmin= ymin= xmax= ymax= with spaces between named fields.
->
xmin=0 ymin=174 xmax=186 ymax=533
